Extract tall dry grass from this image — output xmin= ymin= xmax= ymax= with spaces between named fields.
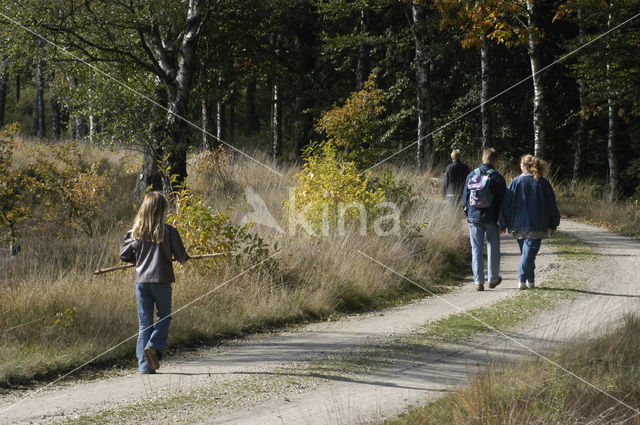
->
xmin=555 ymin=178 xmax=640 ymax=237
xmin=0 ymin=142 xmax=469 ymax=387
xmin=384 ymin=314 xmax=640 ymax=425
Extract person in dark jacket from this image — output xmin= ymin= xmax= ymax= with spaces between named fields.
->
xmin=462 ymin=148 xmax=507 ymax=291
xmin=120 ymin=191 xmax=189 ymax=374
xmin=498 ymin=154 xmax=560 ymax=290
xmin=442 ymin=149 xmax=471 ymax=202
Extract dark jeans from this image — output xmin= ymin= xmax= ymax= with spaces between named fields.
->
xmin=136 ymin=283 xmax=172 ymax=373
xmin=517 ymin=239 xmax=541 ymax=284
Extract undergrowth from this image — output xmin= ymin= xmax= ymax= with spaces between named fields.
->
xmin=0 ymin=141 xmax=468 ymax=388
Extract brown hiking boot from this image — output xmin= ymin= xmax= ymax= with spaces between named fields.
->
xmin=476 ymin=284 xmax=484 ymax=291
xmin=489 ymin=276 xmax=502 ymax=289
xmin=144 ymin=346 xmax=160 ymax=371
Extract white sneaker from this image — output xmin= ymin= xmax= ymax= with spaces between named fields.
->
xmin=517 ymin=281 xmax=527 ymax=290
xmin=527 ymin=281 xmax=535 ymax=289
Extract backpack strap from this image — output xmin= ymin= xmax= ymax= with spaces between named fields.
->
xmin=485 ymin=168 xmax=495 ymax=176
xmin=473 ymin=168 xmax=481 ymax=175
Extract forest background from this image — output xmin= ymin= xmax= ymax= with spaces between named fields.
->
xmin=0 ymin=0 xmax=638 ymax=199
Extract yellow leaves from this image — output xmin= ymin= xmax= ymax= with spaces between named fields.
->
xmin=284 ymin=142 xmax=386 ymax=236
xmin=316 ymin=74 xmax=386 ymax=165
xmin=167 ymin=182 xmax=274 ymax=268
xmin=436 ymin=0 xmax=531 ymax=47
xmin=54 ymin=307 xmax=78 ymax=330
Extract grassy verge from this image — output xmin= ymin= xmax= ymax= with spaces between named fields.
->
xmin=0 ymin=142 xmax=469 ymax=388
xmin=383 ymin=314 xmax=640 ymax=425
xmin=556 ymin=179 xmax=640 ymax=238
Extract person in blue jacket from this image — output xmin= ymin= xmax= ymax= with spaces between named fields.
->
xmin=498 ymin=154 xmax=560 ymax=290
xmin=462 ymin=148 xmax=507 ymax=291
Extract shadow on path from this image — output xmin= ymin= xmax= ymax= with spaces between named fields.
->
xmin=537 ymin=287 xmax=640 ymax=299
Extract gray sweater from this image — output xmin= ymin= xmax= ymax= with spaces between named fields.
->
xmin=119 ymin=224 xmax=188 ymax=284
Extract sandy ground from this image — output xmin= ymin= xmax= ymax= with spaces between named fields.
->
xmin=0 ymin=219 xmax=638 ymax=424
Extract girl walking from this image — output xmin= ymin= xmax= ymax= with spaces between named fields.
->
xmin=120 ymin=191 xmax=188 ymax=374
xmin=498 ymin=155 xmax=560 ymax=289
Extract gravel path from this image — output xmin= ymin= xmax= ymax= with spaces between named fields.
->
xmin=1 ymin=220 xmax=638 ymax=424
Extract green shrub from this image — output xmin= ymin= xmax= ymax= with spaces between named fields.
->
xmin=284 ymin=142 xmax=388 ymax=236
xmin=29 ymin=143 xmax=110 ymax=237
xmin=371 ymin=170 xmax=416 ymax=206
xmin=316 ymin=76 xmax=387 ymax=167
xmin=0 ymin=124 xmax=40 ymax=243
xmin=168 ymin=183 xmax=275 ymax=267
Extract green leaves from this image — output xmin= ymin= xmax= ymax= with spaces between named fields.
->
xmin=317 ymin=75 xmax=387 ymax=166
xmin=167 ymin=181 xmax=275 ymax=267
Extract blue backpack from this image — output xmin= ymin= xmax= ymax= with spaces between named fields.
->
xmin=467 ymin=168 xmax=495 ymax=208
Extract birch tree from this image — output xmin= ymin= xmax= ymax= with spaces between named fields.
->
xmin=2 ymin=0 xmax=210 ymax=194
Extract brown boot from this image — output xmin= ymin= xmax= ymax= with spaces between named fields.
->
xmin=144 ymin=346 xmax=160 ymax=371
xmin=489 ymin=276 xmax=502 ymax=289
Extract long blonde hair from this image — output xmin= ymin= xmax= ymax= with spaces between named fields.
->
xmin=132 ymin=191 xmax=167 ymax=243
xmin=521 ymin=154 xmax=546 ymax=180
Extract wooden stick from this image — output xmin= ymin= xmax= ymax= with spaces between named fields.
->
xmin=93 ymin=253 xmax=225 ymax=275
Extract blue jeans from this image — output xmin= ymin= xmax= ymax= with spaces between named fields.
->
xmin=517 ymin=238 xmax=541 ymax=284
xmin=136 ymin=283 xmax=172 ymax=373
xmin=469 ymin=223 xmax=500 ymax=285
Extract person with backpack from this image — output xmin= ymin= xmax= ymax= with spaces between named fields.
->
xmin=462 ymin=148 xmax=507 ymax=291
xmin=498 ymin=154 xmax=560 ymax=290
xmin=442 ymin=149 xmax=471 ymax=202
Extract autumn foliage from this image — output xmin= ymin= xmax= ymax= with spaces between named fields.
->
xmin=317 ymin=76 xmax=387 ymax=166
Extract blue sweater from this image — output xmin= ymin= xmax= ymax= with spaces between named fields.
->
xmin=462 ymin=163 xmax=507 ymax=225
xmin=497 ymin=174 xmax=561 ymax=233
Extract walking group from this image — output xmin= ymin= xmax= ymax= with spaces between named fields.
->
xmin=443 ymin=148 xmax=561 ymax=292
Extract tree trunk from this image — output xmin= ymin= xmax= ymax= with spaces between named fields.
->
xmin=271 ymin=84 xmax=282 ymax=161
xmin=0 ymin=57 xmax=7 ymax=128
xmin=48 ymin=72 xmax=61 ymax=140
xmin=201 ymin=98 xmax=211 ymax=150
xmin=153 ymin=0 xmax=204 ymax=191
xmin=216 ymin=99 xmax=225 ymax=142
xmin=607 ymin=100 xmax=618 ymax=201
xmin=246 ymin=79 xmax=259 ymax=133
xmin=412 ymin=2 xmax=432 ymax=173
xmin=135 ymin=147 xmax=164 ymax=199
xmin=228 ymin=94 xmax=235 ymax=144
xmin=355 ymin=9 xmax=366 ymax=90
xmin=572 ymin=8 xmax=585 ymax=186
xmin=527 ymin=0 xmax=546 ymax=159
xmin=72 ymin=117 xmax=87 ymax=140
xmin=89 ymin=115 xmax=97 ymax=143
xmin=606 ymin=3 xmax=619 ymax=201
xmin=480 ymin=35 xmax=491 ymax=151
xmin=15 ymin=73 xmax=19 ymax=103
xmin=35 ymin=40 xmax=45 ymax=139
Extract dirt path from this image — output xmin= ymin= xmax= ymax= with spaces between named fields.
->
xmin=1 ymin=220 xmax=638 ymax=424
